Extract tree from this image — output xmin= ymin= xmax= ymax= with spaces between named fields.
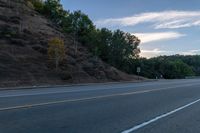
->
xmin=48 ymin=37 xmax=65 ymax=71
xmin=27 ymin=0 xmax=44 ymax=12
xmin=125 ymin=33 xmax=141 ymax=59
xmin=86 ymin=28 xmax=112 ymax=61
xmin=43 ymin=0 xmax=69 ymax=25
xmin=95 ymin=28 xmax=113 ymax=61
xmin=63 ymin=10 xmax=94 ymax=55
xmin=108 ymin=30 xmax=140 ymax=69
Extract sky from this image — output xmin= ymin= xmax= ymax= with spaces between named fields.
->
xmin=61 ymin=0 xmax=200 ymax=58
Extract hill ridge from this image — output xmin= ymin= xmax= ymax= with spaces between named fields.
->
xmin=0 ymin=0 xmax=142 ymax=87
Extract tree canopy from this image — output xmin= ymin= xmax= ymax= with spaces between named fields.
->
xmin=130 ymin=55 xmax=198 ymax=79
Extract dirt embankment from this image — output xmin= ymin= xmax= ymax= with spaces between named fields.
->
xmin=0 ymin=0 xmax=145 ymax=87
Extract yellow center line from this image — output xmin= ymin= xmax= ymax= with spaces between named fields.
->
xmin=0 ymin=83 xmax=199 ymax=112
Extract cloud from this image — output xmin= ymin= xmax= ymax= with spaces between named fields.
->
xmin=141 ymin=49 xmax=200 ymax=58
xmin=181 ymin=49 xmax=200 ymax=55
xmin=133 ymin=32 xmax=185 ymax=44
xmin=96 ymin=10 xmax=200 ymax=29
xmin=140 ymin=48 xmax=171 ymax=58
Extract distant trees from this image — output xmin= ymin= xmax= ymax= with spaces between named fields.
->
xmin=131 ymin=56 xmax=196 ymax=79
xmin=159 ymin=60 xmax=194 ymax=79
xmin=166 ymin=55 xmax=200 ymax=76
xmin=48 ymin=37 xmax=65 ymax=71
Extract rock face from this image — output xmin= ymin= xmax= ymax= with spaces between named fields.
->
xmin=0 ymin=0 xmax=144 ymax=87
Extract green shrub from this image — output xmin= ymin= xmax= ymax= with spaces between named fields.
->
xmin=27 ymin=0 xmax=44 ymax=12
xmin=26 ymin=1 xmax=34 ymax=9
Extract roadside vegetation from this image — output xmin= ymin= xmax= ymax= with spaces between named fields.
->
xmin=28 ymin=0 xmax=199 ymax=79
xmin=132 ymin=55 xmax=199 ymax=79
xmin=48 ymin=37 xmax=65 ymax=71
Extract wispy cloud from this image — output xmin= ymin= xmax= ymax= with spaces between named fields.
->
xmin=181 ymin=49 xmax=200 ymax=55
xmin=134 ymin=32 xmax=185 ymax=44
xmin=141 ymin=48 xmax=171 ymax=58
xmin=96 ymin=10 xmax=200 ymax=29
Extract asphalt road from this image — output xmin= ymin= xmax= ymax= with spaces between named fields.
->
xmin=0 ymin=79 xmax=200 ymax=133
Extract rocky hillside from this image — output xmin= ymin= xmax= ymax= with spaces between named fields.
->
xmin=0 ymin=0 xmax=143 ymax=87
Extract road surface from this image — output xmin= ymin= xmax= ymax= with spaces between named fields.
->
xmin=0 ymin=79 xmax=200 ymax=133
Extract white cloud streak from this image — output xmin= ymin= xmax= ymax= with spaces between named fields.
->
xmin=181 ymin=49 xmax=200 ymax=55
xmin=96 ymin=10 xmax=200 ymax=29
xmin=141 ymin=48 xmax=171 ymax=58
xmin=133 ymin=32 xmax=185 ymax=44
xmin=141 ymin=49 xmax=200 ymax=58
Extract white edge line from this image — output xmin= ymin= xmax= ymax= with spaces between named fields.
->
xmin=121 ymin=98 xmax=200 ymax=133
xmin=0 ymin=82 xmax=162 ymax=98
xmin=0 ymin=81 xmax=199 ymax=98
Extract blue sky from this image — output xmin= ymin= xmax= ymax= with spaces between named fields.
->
xmin=61 ymin=0 xmax=200 ymax=58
